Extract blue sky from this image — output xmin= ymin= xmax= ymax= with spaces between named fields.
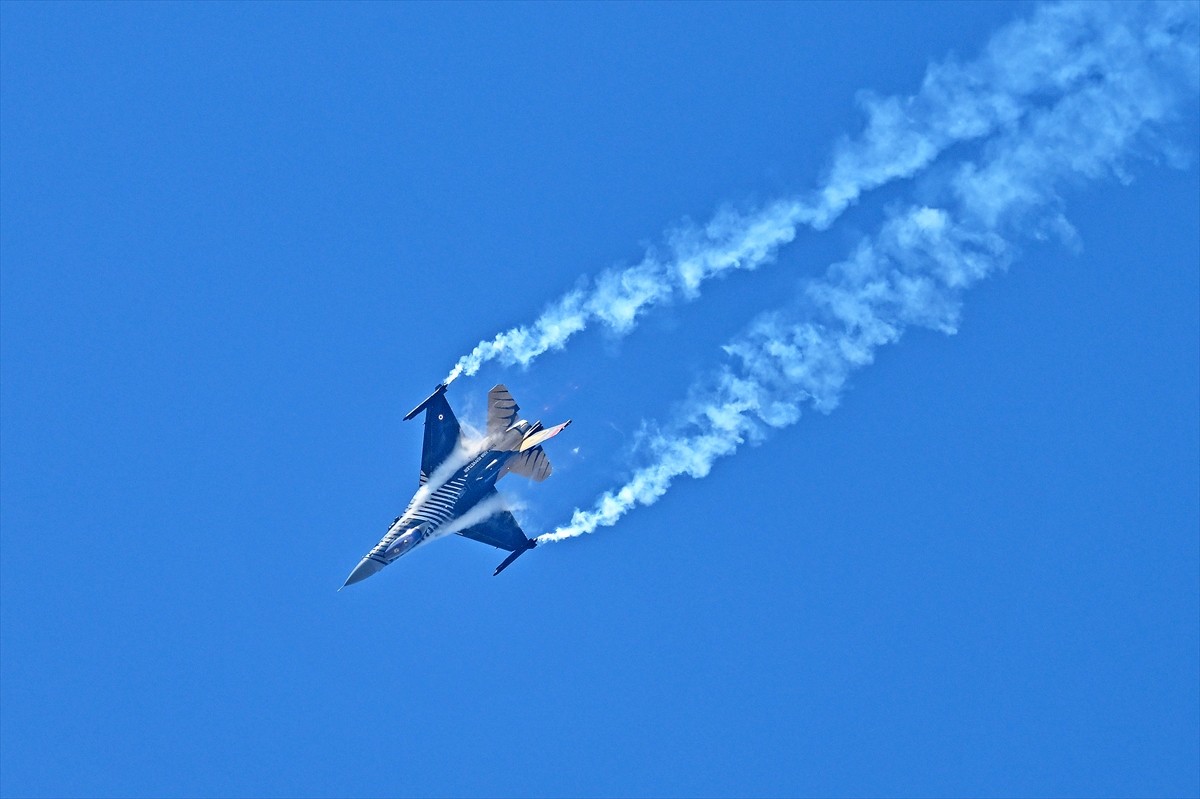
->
xmin=2 ymin=3 xmax=1197 ymax=798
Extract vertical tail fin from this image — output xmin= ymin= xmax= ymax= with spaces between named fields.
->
xmin=487 ymin=384 xmax=520 ymax=437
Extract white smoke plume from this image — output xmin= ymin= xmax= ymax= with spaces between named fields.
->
xmin=445 ymin=1 xmax=1195 ymax=386
xmin=541 ymin=0 xmax=1198 ymax=542
xmin=437 ymin=491 xmax=512 ymax=538
xmin=406 ymin=421 xmax=489 ymax=512
xmin=444 ymin=198 xmax=804 ymax=383
xmin=407 ymin=435 xmax=477 ymax=510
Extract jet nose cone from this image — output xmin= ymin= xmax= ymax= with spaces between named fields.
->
xmin=341 ymin=557 xmax=384 ymax=589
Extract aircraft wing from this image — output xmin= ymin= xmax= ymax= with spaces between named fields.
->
xmin=456 ymin=510 xmax=532 ymax=552
xmin=403 ymin=384 xmax=461 ymax=484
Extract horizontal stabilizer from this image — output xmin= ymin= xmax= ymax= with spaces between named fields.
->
xmin=500 ymin=446 xmax=552 ymax=482
xmin=520 ymin=420 xmax=571 ymax=452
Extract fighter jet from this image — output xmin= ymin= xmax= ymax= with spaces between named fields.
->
xmin=341 ymin=383 xmax=571 ymax=588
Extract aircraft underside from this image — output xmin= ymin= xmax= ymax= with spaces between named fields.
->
xmin=341 ymin=383 xmax=567 ymax=588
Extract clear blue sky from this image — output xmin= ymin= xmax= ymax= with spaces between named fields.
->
xmin=2 ymin=3 xmax=1197 ymax=798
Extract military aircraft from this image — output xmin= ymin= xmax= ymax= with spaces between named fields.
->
xmin=341 ymin=383 xmax=571 ymax=588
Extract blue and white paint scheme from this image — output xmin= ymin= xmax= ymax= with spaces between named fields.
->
xmin=341 ymin=383 xmax=571 ymax=588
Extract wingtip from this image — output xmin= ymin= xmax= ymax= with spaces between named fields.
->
xmin=492 ymin=546 xmax=531 ymax=576
xmin=403 ymin=382 xmax=451 ymax=421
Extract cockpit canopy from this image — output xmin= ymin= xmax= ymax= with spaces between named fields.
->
xmin=382 ymin=522 xmax=431 ymax=560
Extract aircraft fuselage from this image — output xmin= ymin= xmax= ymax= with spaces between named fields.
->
xmin=342 ymin=446 xmax=518 ymax=587
xmin=341 ymin=383 xmax=568 ymax=587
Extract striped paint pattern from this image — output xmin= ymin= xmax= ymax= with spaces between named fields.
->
xmin=367 ymin=474 xmax=468 ymax=563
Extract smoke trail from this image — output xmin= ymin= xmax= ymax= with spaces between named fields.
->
xmin=443 ymin=198 xmax=804 ymax=383
xmin=541 ymin=0 xmax=1199 ymax=542
xmin=445 ymin=1 xmax=1191 ymax=385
